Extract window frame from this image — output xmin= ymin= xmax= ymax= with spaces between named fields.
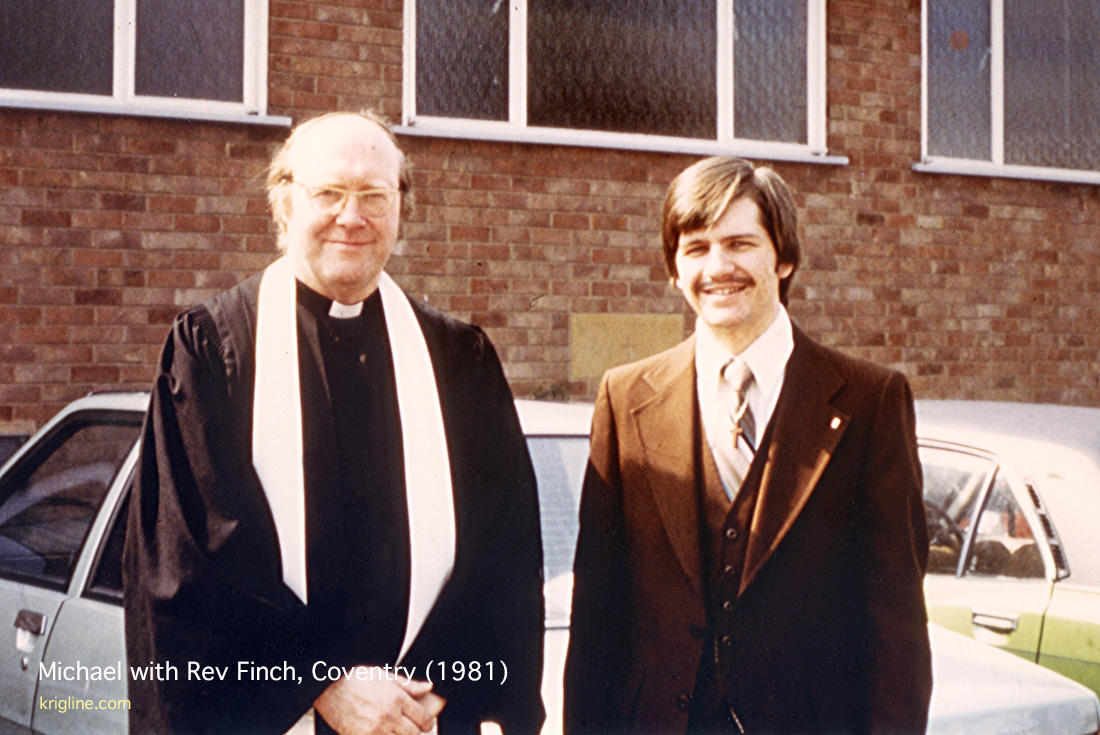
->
xmin=0 ymin=411 xmax=142 ymax=593
xmin=965 ymin=467 xmax=1044 ymax=579
xmin=82 ymin=478 xmax=131 ymax=606
xmin=0 ymin=0 xmax=288 ymax=127
xmin=917 ymin=0 xmax=1100 ymax=186
xmin=919 ymin=439 xmax=1063 ymax=582
xmin=399 ymin=0 xmax=846 ymax=166
xmin=919 ymin=442 xmax=997 ymax=578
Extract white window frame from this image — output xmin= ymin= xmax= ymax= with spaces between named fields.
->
xmin=917 ymin=0 xmax=1100 ymax=186
xmin=399 ymin=0 xmax=846 ymax=166
xmin=0 ymin=0 xmax=288 ymax=127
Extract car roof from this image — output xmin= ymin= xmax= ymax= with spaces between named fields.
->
xmin=38 ymin=394 xmax=594 ymax=437
xmin=514 ymin=399 xmax=593 ymax=437
xmin=916 ymin=400 xmax=1100 ymax=460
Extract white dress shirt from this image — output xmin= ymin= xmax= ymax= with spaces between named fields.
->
xmin=695 ymin=307 xmax=795 ymax=499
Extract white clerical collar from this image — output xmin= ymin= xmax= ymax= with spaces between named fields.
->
xmin=328 ymin=300 xmax=364 ymax=319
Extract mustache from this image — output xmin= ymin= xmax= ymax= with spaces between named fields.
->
xmin=700 ymin=274 xmax=755 ymax=290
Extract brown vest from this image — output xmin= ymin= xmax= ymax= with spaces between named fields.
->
xmin=690 ymin=421 xmax=772 ymax=730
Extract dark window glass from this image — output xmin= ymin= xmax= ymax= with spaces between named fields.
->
xmin=1004 ymin=0 xmax=1100 ymax=171
xmin=920 ymin=447 xmax=995 ymax=576
xmin=927 ymin=0 xmax=992 ymax=161
xmin=135 ymin=0 xmax=244 ymax=102
xmin=0 ymin=0 xmax=113 ymax=95
xmin=734 ymin=0 xmax=808 ymax=143
xmin=528 ymin=436 xmax=588 ymax=625
xmin=416 ymin=0 xmax=509 ymax=120
xmin=0 ymin=436 xmax=28 ymax=467
xmin=0 ymin=418 xmax=139 ymax=589
xmin=966 ymin=472 xmax=1043 ymax=578
xmin=87 ymin=490 xmax=129 ymax=602
xmin=527 ymin=0 xmax=717 ymax=138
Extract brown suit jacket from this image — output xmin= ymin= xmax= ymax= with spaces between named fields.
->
xmin=564 ymin=325 xmax=931 ymax=735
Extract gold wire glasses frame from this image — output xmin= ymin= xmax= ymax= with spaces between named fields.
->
xmin=286 ymin=179 xmax=399 ymax=218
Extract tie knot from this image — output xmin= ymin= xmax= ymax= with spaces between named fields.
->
xmin=722 ymin=358 xmax=754 ymax=396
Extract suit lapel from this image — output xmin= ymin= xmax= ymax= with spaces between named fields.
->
xmin=629 ymin=338 xmax=706 ymax=595
xmin=740 ymin=327 xmax=851 ymax=595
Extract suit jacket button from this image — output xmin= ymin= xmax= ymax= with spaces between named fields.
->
xmin=722 ymin=600 xmax=733 ymax=612
xmin=725 ymin=527 xmax=739 ymax=540
xmin=723 ymin=564 xmax=735 ymax=576
xmin=677 ymin=693 xmax=691 ymax=711
xmin=720 ymin=635 xmax=733 ymax=647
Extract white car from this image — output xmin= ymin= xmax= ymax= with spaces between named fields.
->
xmin=0 ymin=394 xmax=1095 ymax=734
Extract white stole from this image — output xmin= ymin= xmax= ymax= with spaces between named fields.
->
xmin=252 ymin=256 xmax=455 ymax=663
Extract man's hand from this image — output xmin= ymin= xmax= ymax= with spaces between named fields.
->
xmin=313 ymin=674 xmax=446 ymax=735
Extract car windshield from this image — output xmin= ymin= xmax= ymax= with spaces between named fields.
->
xmin=527 ymin=435 xmax=588 ymax=627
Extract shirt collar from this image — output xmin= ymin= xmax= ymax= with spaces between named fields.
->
xmin=295 ymin=279 xmax=367 ymax=320
xmin=328 ymin=300 xmax=364 ymax=319
xmin=694 ymin=306 xmax=794 ymax=398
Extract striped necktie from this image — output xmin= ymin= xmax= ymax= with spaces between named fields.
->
xmin=723 ymin=357 xmax=756 ymax=452
xmin=715 ymin=357 xmax=756 ymax=498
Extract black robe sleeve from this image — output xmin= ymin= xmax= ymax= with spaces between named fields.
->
xmin=123 ymin=306 xmax=329 ymax=735
xmin=405 ymin=310 xmax=546 ymax=735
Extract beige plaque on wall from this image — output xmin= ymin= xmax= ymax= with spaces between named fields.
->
xmin=570 ymin=313 xmax=685 ymax=380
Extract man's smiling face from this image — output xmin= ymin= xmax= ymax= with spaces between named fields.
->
xmin=282 ymin=115 xmax=403 ymax=304
xmin=673 ymin=196 xmax=794 ymax=354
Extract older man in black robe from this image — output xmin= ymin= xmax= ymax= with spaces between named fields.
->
xmin=123 ymin=112 xmax=544 ymax=735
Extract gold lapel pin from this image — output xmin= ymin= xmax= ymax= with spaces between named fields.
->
xmin=830 ymin=417 xmax=841 ymax=430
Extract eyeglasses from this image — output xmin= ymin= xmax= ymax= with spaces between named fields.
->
xmin=287 ymin=179 xmax=399 ymax=218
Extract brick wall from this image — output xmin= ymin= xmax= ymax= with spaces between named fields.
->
xmin=2 ymin=0 xmax=1099 ymax=434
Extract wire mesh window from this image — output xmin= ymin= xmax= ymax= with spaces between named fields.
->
xmin=0 ymin=0 xmax=263 ymax=117
xmin=414 ymin=0 xmax=817 ymax=146
xmin=926 ymin=0 xmax=1100 ymax=173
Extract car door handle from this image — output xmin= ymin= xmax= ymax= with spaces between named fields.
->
xmin=14 ymin=609 xmax=46 ymax=636
xmin=971 ymin=610 xmax=1018 ymax=634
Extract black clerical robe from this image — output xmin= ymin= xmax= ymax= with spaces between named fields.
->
xmin=123 ymin=273 xmax=545 ymax=735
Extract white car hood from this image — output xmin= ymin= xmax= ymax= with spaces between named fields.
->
xmin=927 ymin=625 xmax=1100 ymax=735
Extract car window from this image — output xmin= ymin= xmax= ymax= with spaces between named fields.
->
xmin=85 ymin=486 xmax=130 ymax=603
xmin=0 ymin=416 xmax=140 ymax=589
xmin=920 ymin=447 xmax=996 ymax=575
xmin=527 ymin=435 xmax=588 ymax=625
xmin=966 ymin=471 xmax=1044 ymax=579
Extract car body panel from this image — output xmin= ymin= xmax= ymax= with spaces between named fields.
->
xmin=924 ymin=574 xmax=1052 ymax=658
xmin=1041 ymin=585 xmax=1100 ymax=696
xmin=0 ymin=584 xmax=67 ymax=730
xmin=34 ymin=596 xmax=128 ymax=735
xmin=927 ymin=625 xmax=1099 ymax=735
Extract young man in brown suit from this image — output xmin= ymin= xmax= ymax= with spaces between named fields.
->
xmin=565 ymin=157 xmax=932 ymax=734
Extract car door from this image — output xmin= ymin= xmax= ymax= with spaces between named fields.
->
xmin=0 ymin=411 xmax=140 ymax=733
xmin=33 ymin=486 xmax=132 ymax=735
xmin=921 ymin=443 xmax=1055 ymax=663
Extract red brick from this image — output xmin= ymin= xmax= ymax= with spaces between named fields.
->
xmin=2 ymin=2 xmax=1100 ymax=425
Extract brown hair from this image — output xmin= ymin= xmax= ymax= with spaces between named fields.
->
xmin=265 ymin=110 xmax=413 ymax=250
xmin=661 ymin=156 xmax=800 ymax=304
